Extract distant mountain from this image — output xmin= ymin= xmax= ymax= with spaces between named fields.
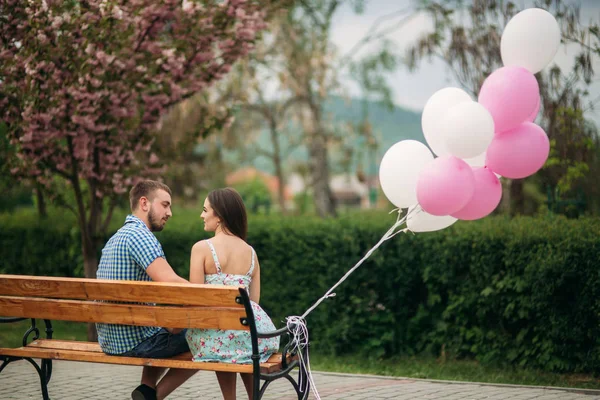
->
xmin=224 ymin=96 xmax=424 ymax=176
xmin=324 ymin=96 xmax=425 ymax=152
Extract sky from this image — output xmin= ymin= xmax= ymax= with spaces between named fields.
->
xmin=329 ymin=0 xmax=600 ymax=121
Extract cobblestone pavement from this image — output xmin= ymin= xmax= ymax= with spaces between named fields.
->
xmin=1 ymin=360 xmax=599 ymax=399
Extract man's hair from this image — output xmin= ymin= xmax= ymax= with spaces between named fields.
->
xmin=129 ymin=180 xmax=172 ymax=211
xmin=207 ymin=187 xmax=248 ymax=241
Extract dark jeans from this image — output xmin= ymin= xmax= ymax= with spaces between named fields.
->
xmin=120 ymin=329 xmax=189 ymax=358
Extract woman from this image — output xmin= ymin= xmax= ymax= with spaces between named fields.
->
xmin=186 ymin=188 xmax=279 ymax=400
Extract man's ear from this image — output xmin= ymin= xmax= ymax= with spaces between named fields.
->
xmin=139 ymin=196 xmax=149 ymax=212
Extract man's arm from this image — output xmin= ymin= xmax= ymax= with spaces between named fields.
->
xmin=146 ymin=257 xmax=188 ymax=283
xmin=146 ymin=257 xmax=187 ymax=334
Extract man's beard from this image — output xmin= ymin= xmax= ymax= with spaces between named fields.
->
xmin=148 ymin=206 xmax=165 ymax=232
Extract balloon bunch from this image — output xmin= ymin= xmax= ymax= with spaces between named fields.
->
xmin=380 ymin=8 xmax=561 ymax=232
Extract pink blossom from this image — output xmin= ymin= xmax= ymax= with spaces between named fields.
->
xmin=112 ymin=6 xmax=123 ymax=20
xmin=237 ymin=29 xmax=255 ymax=41
xmin=1 ymin=0 xmax=267 ymax=240
xmin=193 ymin=52 xmax=214 ymax=63
xmin=51 ymin=16 xmax=63 ymax=29
xmin=182 ymin=0 xmax=193 ymax=12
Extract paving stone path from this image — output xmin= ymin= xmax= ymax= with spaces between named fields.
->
xmin=1 ymin=360 xmax=599 ymax=399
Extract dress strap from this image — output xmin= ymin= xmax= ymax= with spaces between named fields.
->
xmin=246 ymin=247 xmax=256 ymax=277
xmin=205 ymin=240 xmax=222 ymax=274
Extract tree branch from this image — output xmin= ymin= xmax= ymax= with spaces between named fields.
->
xmin=101 ymin=196 xmax=118 ymax=234
xmin=339 ymin=6 xmax=415 ymax=64
xmin=298 ymin=0 xmax=325 ymax=28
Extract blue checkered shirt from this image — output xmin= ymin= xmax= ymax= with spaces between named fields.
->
xmin=96 ymin=215 xmax=164 ymax=354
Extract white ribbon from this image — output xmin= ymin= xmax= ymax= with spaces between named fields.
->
xmin=285 ymin=208 xmax=415 ymax=399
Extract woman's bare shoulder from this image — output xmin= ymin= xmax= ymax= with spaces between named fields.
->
xmin=191 ymin=240 xmax=209 ymax=253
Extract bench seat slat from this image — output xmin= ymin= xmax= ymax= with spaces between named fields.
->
xmin=0 ymin=275 xmax=243 ymax=307
xmin=28 ymin=339 xmax=103 ymax=353
xmin=0 ymin=342 xmax=287 ymax=374
xmin=0 ymin=296 xmax=248 ymax=330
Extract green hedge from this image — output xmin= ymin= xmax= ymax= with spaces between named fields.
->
xmin=1 ymin=209 xmax=599 ymax=372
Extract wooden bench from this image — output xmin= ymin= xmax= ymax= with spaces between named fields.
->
xmin=0 ymin=274 xmax=309 ymax=400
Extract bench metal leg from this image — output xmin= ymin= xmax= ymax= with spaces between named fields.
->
xmin=41 ymin=359 xmax=52 ymax=384
xmin=298 ymin=349 xmax=312 ymax=400
xmin=23 ymin=357 xmax=50 ymax=400
xmin=252 ymin=368 xmax=260 ymax=400
xmin=0 ymin=356 xmax=52 ymax=399
xmin=258 ymin=380 xmax=272 ymax=399
xmin=297 ymin=365 xmax=310 ymax=400
xmin=0 ymin=357 xmax=10 ymax=375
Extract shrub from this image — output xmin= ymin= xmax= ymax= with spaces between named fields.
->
xmin=2 ymin=209 xmax=599 ymax=372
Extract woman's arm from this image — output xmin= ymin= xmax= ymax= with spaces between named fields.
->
xmin=249 ymin=254 xmax=260 ymax=303
xmin=189 ymin=241 xmax=206 ymax=285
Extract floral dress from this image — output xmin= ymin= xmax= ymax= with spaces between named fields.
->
xmin=185 ymin=240 xmax=280 ymax=364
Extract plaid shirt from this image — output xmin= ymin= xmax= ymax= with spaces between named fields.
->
xmin=96 ymin=215 xmax=164 ymax=354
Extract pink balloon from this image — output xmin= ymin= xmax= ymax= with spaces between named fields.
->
xmin=526 ymin=96 xmax=541 ymax=122
xmin=478 ymin=66 xmax=539 ymax=133
xmin=416 ymin=156 xmax=475 ymax=216
xmin=451 ymin=167 xmax=502 ymax=220
xmin=486 ymin=122 xmax=550 ymax=179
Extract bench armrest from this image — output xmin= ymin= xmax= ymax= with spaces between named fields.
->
xmin=256 ymin=326 xmax=290 ymax=339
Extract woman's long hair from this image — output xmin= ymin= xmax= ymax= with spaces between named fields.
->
xmin=208 ymin=187 xmax=248 ymax=241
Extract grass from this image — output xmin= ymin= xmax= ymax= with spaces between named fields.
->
xmin=309 ymin=354 xmax=600 ymax=390
xmin=0 ymin=319 xmax=88 ymax=348
xmin=2 ymin=320 xmax=599 ymax=390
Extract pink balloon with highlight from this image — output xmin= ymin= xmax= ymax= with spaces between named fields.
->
xmin=451 ymin=167 xmax=502 ymax=220
xmin=486 ymin=122 xmax=550 ymax=179
xmin=478 ymin=66 xmax=539 ymax=133
xmin=416 ymin=156 xmax=475 ymax=216
xmin=527 ymin=96 xmax=541 ymax=122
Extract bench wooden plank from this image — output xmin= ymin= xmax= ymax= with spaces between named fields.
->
xmin=0 ymin=275 xmax=243 ymax=307
xmin=29 ymin=339 xmax=103 ymax=353
xmin=0 ymin=343 xmax=287 ymax=374
xmin=0 ymin=296 xmax=249 ymax=330
xmin=26 ymin=340 xmax=289 ymax=368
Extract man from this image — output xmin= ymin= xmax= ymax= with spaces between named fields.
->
xmin=97 ymin=180 xmax=196 ymax=400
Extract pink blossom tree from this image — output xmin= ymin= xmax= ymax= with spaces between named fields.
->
xmin=0 ymin=0 xmax=268 ymax=280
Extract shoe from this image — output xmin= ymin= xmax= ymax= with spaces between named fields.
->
xmin=131 ymin=384 xmax=157 ymax=400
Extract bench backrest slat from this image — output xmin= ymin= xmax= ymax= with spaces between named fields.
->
xmin=0 ymin=296 xmax=249 ymax=330
xmin=0 ymin=275 xmax=242 ymax=307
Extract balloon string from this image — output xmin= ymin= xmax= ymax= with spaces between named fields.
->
xmin=300 ymin=207 xmax=412 ymax=319
xmin=285 ymin=316 xmax=319 ymax=399
xmin=283 ymin=207 xmax=415 ymax=399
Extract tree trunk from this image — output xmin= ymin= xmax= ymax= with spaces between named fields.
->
xmin=83 ymin=239 xmax=99 ymax=341
xmin=509 ymin=179 xmax=525 ymax=216
xmin=269 ymin=120 xmax=287 ymax=214
xmin=308 ymin=132 xmax=336 ymax=217
xmin=499 ymin=179 xmax=511 ymax=214
xmin=35 ymin=185 xmax=47 ymax=219
xmin=303 ymin=102 xmax=336 ymax=217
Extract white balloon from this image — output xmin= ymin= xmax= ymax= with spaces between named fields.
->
xmin=501 ymin=8 xmax=561 ymax=74
xmin=379 ymin=140 xmax=434 ymax=208
xmin=442 ymin=102 xmax=495 ymax=159
xmin=406 ymin=204 xmax=457 ymax=233
xmin=422 ymin=88 xmax=472 ymax=157
xmin=463 ymin=151 xmax=486 ymax=168
xmin=464 ymin=151 xmax=502 ymax=178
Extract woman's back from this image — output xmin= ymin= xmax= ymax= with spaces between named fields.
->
xmin=203 ymin=235 xmax=255 ymax=277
